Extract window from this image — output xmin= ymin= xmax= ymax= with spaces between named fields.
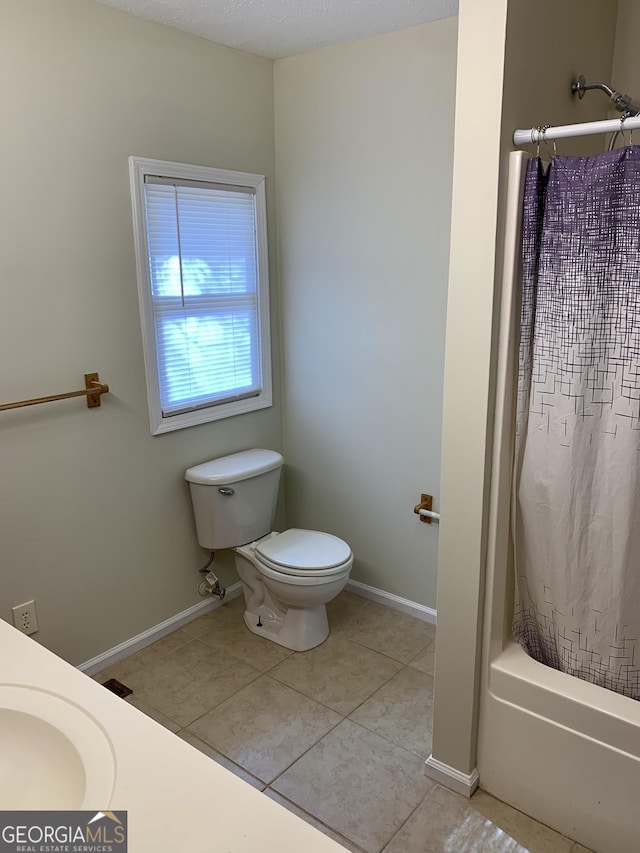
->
xmin=129 ymin=157 xmax=272 ymax=434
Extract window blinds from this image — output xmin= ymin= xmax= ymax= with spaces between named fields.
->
xmin=143 ymin=178 xmax=261 ymax=416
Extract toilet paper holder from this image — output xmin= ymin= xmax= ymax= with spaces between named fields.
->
xmin=414 ymin=494 xmax=440 ymax=524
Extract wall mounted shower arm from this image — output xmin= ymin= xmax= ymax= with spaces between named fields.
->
xmin=572 ymin=75 xmax=640 ymax=117
xmin=572 ymin=76 xmax=615 ymax=100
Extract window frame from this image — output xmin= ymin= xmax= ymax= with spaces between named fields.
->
xmin=129 ymin=156 xmax=272 ymax=435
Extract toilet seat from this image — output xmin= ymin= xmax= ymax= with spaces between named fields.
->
xmin=254 ymin=529 xmax=352 ymax=577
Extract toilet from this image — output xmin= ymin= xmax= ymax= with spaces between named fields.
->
xmin=185 ymin=449 xmax=353 ymax=651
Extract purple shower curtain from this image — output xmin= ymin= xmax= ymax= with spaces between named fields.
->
xmin=513 ymin=148 xmax=640 ymax=700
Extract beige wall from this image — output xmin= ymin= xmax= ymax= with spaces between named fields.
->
xmin=431 ymin=0 xmax=617 ymax=777
xmin=501 ymin=0 xmax=619 ymax=159
xmin=0 ymin=0 xmax=281 ymax=664
xmin=612 ymin=0 xmax=640 ymax=99
xmin=274 ymin=19 xmax=458 ymax=609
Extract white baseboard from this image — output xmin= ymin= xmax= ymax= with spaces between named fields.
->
xmin=346 ymin=579 xmax=437 ymax=624
xmin=79 ymin=582 xmax=243 ymax=676
xmin=80 ymin=578 xmax=433 ymax=676
xmin=425 ymin=755 xmax=479 ymax=797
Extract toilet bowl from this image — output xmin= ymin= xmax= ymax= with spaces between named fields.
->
xmin=234 ymin=530 xmax=353 ymax=651
xmin=184 ymin=449 xmax=354 ymax=652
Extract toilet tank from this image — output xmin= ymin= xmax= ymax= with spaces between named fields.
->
xmin=185 ymin=449 xmax=283 ymax=550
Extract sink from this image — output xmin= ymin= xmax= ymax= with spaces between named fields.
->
xmin=0 ymin=684 xmax=116 ymax=809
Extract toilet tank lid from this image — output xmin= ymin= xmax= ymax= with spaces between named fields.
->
xmin=185 ymin=449 xmax=284 ymax=485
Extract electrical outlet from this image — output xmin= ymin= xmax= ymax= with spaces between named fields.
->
xmin=11 ymin=600 xmax=38 ymax=635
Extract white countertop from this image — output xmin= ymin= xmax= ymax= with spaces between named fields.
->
xmin=0 ymin=619 xmax=347 ymax=852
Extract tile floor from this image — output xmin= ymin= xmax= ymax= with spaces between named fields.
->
xmin=96 ymin=591 xmax=591 ymax=853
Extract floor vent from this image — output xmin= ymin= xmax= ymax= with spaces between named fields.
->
xmin=101 ymin=678 xmax=133 ymax=699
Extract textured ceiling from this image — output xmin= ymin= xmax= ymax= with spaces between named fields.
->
xmin=93 ymin=0 xmax=458 ymax=59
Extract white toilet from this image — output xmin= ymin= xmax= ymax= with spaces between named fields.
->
xmin=185 ymin=449 xmax=353 ymax=651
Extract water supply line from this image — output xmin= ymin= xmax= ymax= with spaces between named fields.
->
xmin=198 ymin=552 xmax=226 ymax=599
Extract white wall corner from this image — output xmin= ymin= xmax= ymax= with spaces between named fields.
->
xmin=78 ymin=583 xmax=243 ymax=676
xmin=425 ymin=755 xmax=480 ymax=798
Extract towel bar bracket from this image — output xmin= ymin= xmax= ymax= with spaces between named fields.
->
xmin=414 ymin=493 xmax=441 ymax=524
xmin=85 ymin=372 xmax=104 ymax=408
xmin=414 ymin=493 xmax=433 ymax=524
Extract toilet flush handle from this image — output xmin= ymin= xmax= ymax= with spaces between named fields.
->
xmin=218 ymin=487 xmax=235 ymax=496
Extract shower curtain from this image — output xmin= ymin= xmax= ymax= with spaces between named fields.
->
xmin=513 ymin=147 xmax=640 ymax=700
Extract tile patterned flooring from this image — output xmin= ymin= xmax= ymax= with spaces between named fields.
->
xmin=96 ymin=592 xmax=591 ymax=853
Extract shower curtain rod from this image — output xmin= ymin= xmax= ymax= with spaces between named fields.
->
xmin=513 ymin=114 xmax=640 ymax=146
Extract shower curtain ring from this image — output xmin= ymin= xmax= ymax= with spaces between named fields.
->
xmin=540 ymin=125 xmax=556 ymax=159
xmin=620 ymin=113 xmax=633 ymax=147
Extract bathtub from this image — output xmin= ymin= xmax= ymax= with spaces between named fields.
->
xmin=477 ymin=152 xmax=640 ymax=853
